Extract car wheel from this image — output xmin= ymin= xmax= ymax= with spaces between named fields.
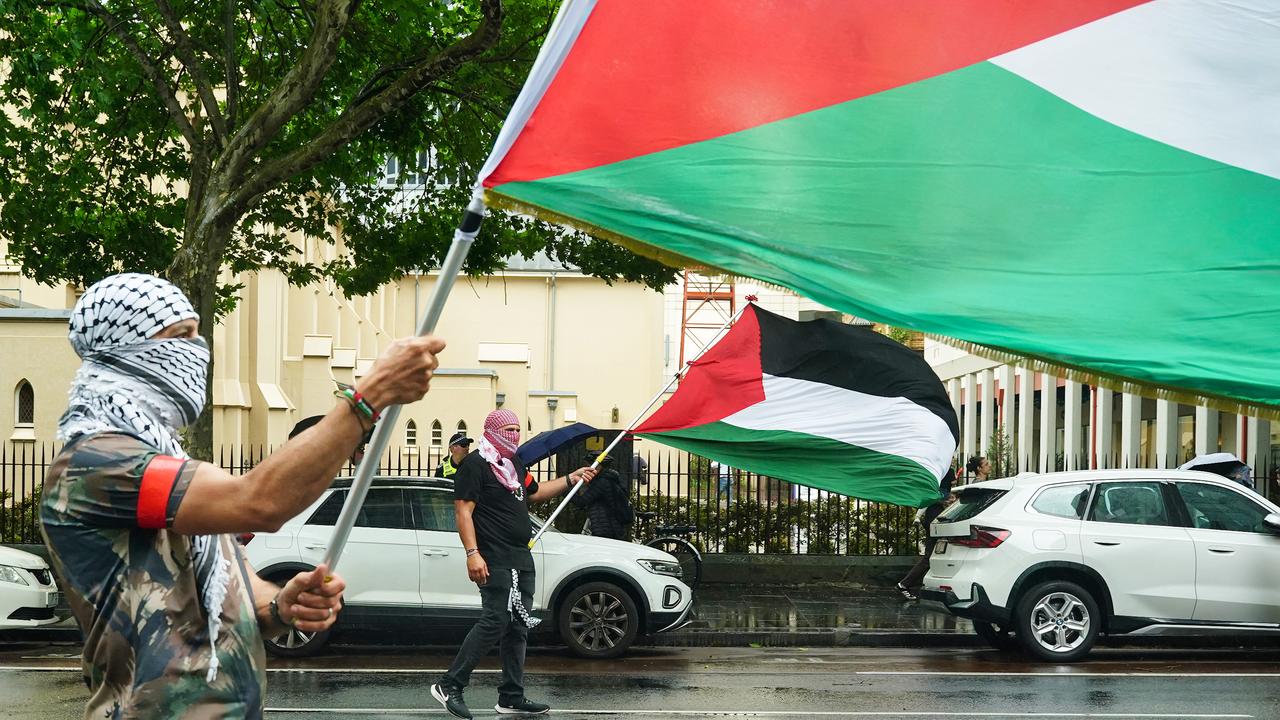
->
xmin=261 ymin=572 xmax=332 ymax=658
xmin=1014 ymin=580 xmax=1099 ymax=663
xmin=558 ymin=581 xmax=638 ymax=659
xmin=973 ymin=621 xmax=1019 ymax=651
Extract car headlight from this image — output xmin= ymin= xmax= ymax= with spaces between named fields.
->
xmin=637 ymin=559 xmax=682 ymax=578
xmin=0 ymin=565 xmax=30 ymax=586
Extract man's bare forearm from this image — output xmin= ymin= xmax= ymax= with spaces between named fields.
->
xmin=455 ymin=501 xmax=479 ymax=550
xmin=240 ymin=405 xmax=366 ymax=525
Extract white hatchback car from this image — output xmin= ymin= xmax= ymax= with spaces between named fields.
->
xmin=242 ymin=476 xmax=693 ymax=659
xmin=922 ymin=469 xmax=1280 ymax=662
xmin=0 ymin=546 xmax=61 ymax=630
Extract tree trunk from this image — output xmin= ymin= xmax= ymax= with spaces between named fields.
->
xmin=167 ymin=204 xmax=235 ymax=461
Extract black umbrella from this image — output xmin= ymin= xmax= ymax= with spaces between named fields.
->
xmin=517 ymin=422 xmax=600 ymax=467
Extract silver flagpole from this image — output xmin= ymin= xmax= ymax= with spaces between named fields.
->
xmin=529 ymin=301 xmax=752 ymax=549
xmin=323 ymin=0 xmax=600 ymax=571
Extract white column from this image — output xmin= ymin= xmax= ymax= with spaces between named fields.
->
xmin=1121 ymin=393 xmax=1141 ymax=468
xmin=947 ymin=378 xmax=962 ymax=422
xmin=947 ymin=377 xmax=962 ymax=468
xmin=998 ymin=365 xmax=1016 ymax=437
xmin=1221 ymin=413 xmax=1239 ymax=458
xmin=1016 ymin=368 xmax=1035 ymax=474
xmin=1246 ymin=418 xmax=1272 ymax=492
xmin=1095 ymin=388 xmax=1114 ymax=469
xmin=979 ymin=368 xmax=995 ymax=456
xmin=1063 ymin=380 xmax=1081 ymax=470
xmin=1155 ymin=400 xmax=1179 ymax=469
xmin=1195 ymin=406 xmax=1219 ymax=456
xmin=1039 ymin=373 xmax=1058 ymax=473
xmin=963 ymin=373 xmax=978 ymax=465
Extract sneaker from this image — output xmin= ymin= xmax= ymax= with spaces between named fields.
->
xmin=495 ymin=697 xmax=551 ymax=715
xmin=896 ymin=582 xmax=918 ymax=601
xmin=431 ymin=683 xmax=473 ymax=720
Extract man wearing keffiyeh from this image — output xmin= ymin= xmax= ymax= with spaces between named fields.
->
xmin=431 ymin=408 xmax=597 ymax=719
xmin=39 ymin=273 xmax=445 ymax=719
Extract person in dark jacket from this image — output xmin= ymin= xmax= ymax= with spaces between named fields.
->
xmin=896 ymin=468 xmax=957 ymax=601
xmin=571 ymin=456 xmax=632 ymax=541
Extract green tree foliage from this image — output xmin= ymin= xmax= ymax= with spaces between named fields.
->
xmin=988 ymin=426 xmax=1015 ymax=479
xmin=0 ymin=0 xmax=677 ymax=454
xmin=0 ymin=488 xmax=42 ymax=544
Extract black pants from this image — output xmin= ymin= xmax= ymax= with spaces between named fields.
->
xmin=900 ymin=536 xmax=938 ymax=590
xmin=440 ymin=569 xmax=536 ymax=703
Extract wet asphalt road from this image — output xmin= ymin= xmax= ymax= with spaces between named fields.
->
xmin=4 ymin=643 xmax=1280 ymax=719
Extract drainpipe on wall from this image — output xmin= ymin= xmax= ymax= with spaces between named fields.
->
xmin=546 ymin=271 xmax=558 ymax=431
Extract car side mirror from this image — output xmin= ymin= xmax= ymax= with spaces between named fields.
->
xmin=1264 ymin=514 xmax=1280 ymax=534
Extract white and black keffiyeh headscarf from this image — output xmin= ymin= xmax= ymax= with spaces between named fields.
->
xmin=57 ymin=273 xmax=230 ymax=681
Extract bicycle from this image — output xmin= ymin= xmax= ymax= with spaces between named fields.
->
xmin=634 ymin=511 xmax=703 ymax=591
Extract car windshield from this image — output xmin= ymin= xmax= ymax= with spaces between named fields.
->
xmin=936 ymin=488 xmax=1007 ymax=523
xmin=529 ymin=512 xmax=556 ymax=533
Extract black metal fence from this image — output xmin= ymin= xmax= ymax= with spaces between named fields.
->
xmin=10 ymin=442 xmax=1277 ymax=554
xmin=2 ymin=442 xmax=922 ymax=554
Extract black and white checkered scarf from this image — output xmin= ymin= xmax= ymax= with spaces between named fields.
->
xmin=57 ymin=273 xmax=229 ymax=681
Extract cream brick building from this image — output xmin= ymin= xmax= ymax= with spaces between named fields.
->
xmin=1 ymin=233 xmax=830 ymax=469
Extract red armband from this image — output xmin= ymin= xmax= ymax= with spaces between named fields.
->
xmin=138 ymin=455 xmax=185 ymax=529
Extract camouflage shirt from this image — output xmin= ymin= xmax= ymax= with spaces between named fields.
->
xmin=40 ymin=432 xmax=266 ymax=719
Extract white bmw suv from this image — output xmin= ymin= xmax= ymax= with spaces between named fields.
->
xmin=241 ymin=476 xmax=693 ymax=659
xmin=922 ymin=469 xmax=1280 ymax=661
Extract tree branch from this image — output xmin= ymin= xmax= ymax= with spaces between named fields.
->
xmin=227 ymin=0 xmax=503 ymax=215
xmin=75 ymin=0 xmax=201 ymax=150
xmin=220 ymin=0 xmax=361 ymax=180
xmin=152 ymin=0 xmax=228 ymax=146
xmin=224 ymin=0 xmax=239 ymax=127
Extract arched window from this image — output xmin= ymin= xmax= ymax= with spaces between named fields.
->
xmin=456 ymin=420 xmax=467 ymax=436
xmin=405 ymin=420 xmax=418 ymax=447
xmin=15 ymin=381 xmax=34 ymax=426
xmin=430 ymin=420 xmax=443 ymax=447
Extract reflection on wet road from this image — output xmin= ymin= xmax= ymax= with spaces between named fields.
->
xmin=4 ymin=644 xmax=1280 ymax=719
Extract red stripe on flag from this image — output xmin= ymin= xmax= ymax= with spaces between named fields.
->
xmin=635 ymin=305 xmax=765 ymax=434
xmin=486 ymin=0 xmax=1148 ymax=188
xmin=138 ymin=455 xmax=184 ymax=529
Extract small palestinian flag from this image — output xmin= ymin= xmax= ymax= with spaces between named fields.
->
xmin=634 ymin=305 xmax=958 ymax=508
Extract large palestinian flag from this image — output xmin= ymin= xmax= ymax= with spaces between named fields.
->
xmin=479 ymin=0 xmax=1280 ymax=417
xmin=633 ymin=306 xmax=958 ymax=508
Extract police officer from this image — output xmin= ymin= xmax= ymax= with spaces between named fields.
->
xmin=435 ymin=431 xmax=472 ymax=478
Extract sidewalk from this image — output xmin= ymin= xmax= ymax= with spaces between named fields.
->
xmin=2 ymin=582 xmax=974 ymax=649
xmin=651 ymin=582 xmax=980 ymax=649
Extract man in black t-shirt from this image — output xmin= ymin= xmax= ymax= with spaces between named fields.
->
xmin=431 ymin=409 xmax=596 ymax=719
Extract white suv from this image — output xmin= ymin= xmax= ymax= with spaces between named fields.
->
xmin=241 ymin=476 xmax=693 ymax=659
xmin=922 ymin=469 xmax=1280 ymax=662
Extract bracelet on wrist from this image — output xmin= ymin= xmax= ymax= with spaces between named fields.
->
xmin=269 ymin=592 xmax=291 ymax=628
xmin=334 ymin=392 xmax=374 ymax=432
xmin=334 ymin=381 xmax=379 ymax=430
xmin=465 ymin=548 xmax=480 ymax=558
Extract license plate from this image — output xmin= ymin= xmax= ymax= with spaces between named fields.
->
xmin=45 ymin=591 xmax=60 ymax=608
xmin=935 ymin=540 xmax=947 ymax=555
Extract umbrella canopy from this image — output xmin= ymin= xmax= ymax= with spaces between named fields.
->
xmin=1179 ymin=453 xmax=1253 ymax=489
xmin=517 ymin=422 xmax=600 ymax=467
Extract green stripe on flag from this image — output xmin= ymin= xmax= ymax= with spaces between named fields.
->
xmin=640 ymin=422 xmax=943 ymax=508
xmin=494 ymin=61 xmax=1280 ymax=410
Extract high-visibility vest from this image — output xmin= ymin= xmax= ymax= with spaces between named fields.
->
xmin=440 ymin=457 xmax=458 ymax=478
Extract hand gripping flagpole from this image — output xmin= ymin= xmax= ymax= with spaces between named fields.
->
xmin=324 ymin=0 xmax=599 ymax=571
xmin=529 ymin=300 xmax=754 ymax=549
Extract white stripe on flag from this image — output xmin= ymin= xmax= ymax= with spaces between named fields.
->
xmin=719 ymin=374 xmax=955 ymax=480
xmin=991 ymin=0 xmax=1280 ymax=181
